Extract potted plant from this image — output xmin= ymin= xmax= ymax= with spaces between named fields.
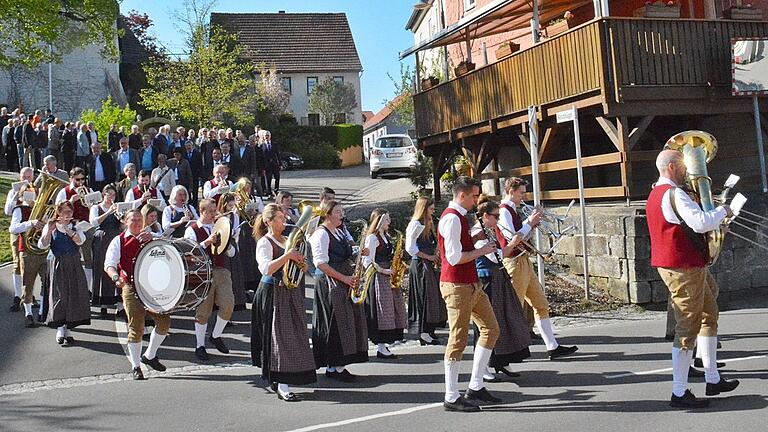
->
xmin=545 ymin=11 xmax=574 ymax=37
xmin=633 ymin=1 xmax=682 ymax=18
xmin=454 ymin=60 xmax=475 ymax=77
xmin=723 ymin=0 xmax=763 ymax=20
xmin=421 ymin=76 xmax=439 ymax=90
xmin=495 ymin=41 xmax=520 ymax=60
xmin=452 ymin=155 xmax=473 ymax=177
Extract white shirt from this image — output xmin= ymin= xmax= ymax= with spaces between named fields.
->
xmin=4 ymin=189 xmax=18 ymax=216
xmin=498 ymin=199 xmax=532 ymax=240
xmin=89 ymin=203 xmax=114 ymax=227
xmin=9 ymin=206 xmax=35 ymax=234
xmin=94 ymin=155 xmax=105 ymax=182
xmin=363 ymin=233 xmax=389 ymax=268
xmin=104 ymin=230 xmax=133 ymax=272
xmin=256 ymin=234 xmax=285 ymax=276
xmin=125 ymin=187 xmax=167 ymax=208
xmin=151 ymin=166 xmax=176 ymax=196
xmin=37 ymin=222 xmax=85 ymax=249
xmin=162 ymin=204 xmax=199 ymax=231
xmin=309 ymin=225 xmax=344 ymax=267
xmin=203 ymin=179 xmax=231 ymax=199
xmin=436 ymin=201 xmax=469 ymax=266
xmin=471 ymin=224 xmax=503 ymax=264
xmin=655 ymin=177 xmax=727 ymax=233
xmin=405 ymin=220 xmax=425 ymax=257
xmin=54 ymin=183 xmax=75 ymax=204
xmin=183 ymin=221 xmax=235 ymax=257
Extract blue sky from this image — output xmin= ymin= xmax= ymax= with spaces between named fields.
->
xmin=119 ymin=0 xmax=417 ymax=114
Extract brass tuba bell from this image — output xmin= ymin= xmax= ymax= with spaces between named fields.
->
xmin=26 ymin=172 xmax=69 ymax=255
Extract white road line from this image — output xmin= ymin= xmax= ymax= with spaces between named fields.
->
xmin=605 ymin=355 xmax=767 ymax=379
xmin=285 ymin=403 xmax=444 ymax=432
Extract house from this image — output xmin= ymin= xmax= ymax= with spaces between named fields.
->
xmin=362 ymin=110 xmax=375 ymax=123
xmin=362 ymin=95 xmax=415 ymax=161
xmin=401 ymin=0 xmax=768 ymax=304
xmin=211 ymin=11 xmax=364 ymax=126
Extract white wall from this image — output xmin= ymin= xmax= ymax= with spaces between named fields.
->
xmin=412 ymin=2 xmax=448 ymax=79
xmin=362 ymin=125 xmax=388 ymax=162
xmin=281 ymin=71 xmax=363 ymax=125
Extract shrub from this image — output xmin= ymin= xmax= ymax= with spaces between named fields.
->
xmin=80 ymin=96 xmax=137 ymax=145
xmin=335 ymin=124 xmax=363 ymax=151
xmin=294 ymin=142 xmax=341 ymax=169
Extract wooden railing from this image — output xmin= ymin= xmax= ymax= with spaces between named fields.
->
xmin=414 ymin=17 xmax=768 ymax=139
xmin=413 ymin=20 xmax=606 ymax=139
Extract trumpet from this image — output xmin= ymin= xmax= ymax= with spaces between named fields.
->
xmin=496 ymin=223 xmax=555 ymax=262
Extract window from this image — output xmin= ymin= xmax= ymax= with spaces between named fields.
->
xmin=464 ymin=0 xmax=476 ymax=11
xmin=308 ymin=113 xmax=320 ymax=126
xmin=333 ymin=113 xmax=346 ymax=124
xmin=374 ymin=136 xmax=414 ymax=149
xmin=307 ymin=76 xmax=318 ymax=94
xmin=281 ymin=77 xmax=292 ymax=94
xmin=333 ymin=76 xmax=344 ymax=84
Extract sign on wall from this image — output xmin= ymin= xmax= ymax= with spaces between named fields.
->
xmin=732 ymin=38 xmax=768 ymax=96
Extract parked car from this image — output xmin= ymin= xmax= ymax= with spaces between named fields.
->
xmin=369 ymin=134 xmax=417 ymax=179
xmin=280 ymin=151 xmax=304 ymax=170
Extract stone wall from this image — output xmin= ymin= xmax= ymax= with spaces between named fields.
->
xmin=548 ymin=195 xmax=768 ymax=304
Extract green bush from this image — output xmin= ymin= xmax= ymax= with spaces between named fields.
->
xmin=80 ymin=96 xmax=137 ymax=144
xmin=294 ymin=142 xmax=341 ymax=169
xmin=335 ymin=124 xmax=363 ymax=151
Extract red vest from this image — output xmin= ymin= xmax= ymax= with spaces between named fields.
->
xmin=494 ymin=226 xmax=508 ymax=248
xmin=437 ymin=207 xmax=479 ymax=283
xmin=15 ymin=206 xmax=32 ymax=253
xmin=646 ymin=184 xmax=707 ymax=268
xmin=501 ymin=203 xmax=531 ymax=253
xmin=65 ymin=186 xmax=90 ymax=222
xmin=207 ymin=179 xmax=227 ymax=204
xmin=131 ymin=186 xmax=159 ymax=201
xmin=118 ymin=232 xmax=142 ymax=282
xmin=190 ymin=222 xmax=225 ymax=268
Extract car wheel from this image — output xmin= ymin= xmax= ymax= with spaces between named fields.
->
xmin=370 ymin=171 xmax=377 ymax=179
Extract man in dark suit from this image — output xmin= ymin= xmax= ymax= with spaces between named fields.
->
xmin=184 ymin=141 xmax=204 ymax=207
xmin=88 ymin=142 xmax=117 ymax=192
xmin=114 ymin=137 xmax=140 ymax=180
xmin=200 ymin=133 xmax=219 ymax=181
xmin=246 ymin=135 xmax=265 ymax=197
xmin=169 ymin=147 xmax=193 ymax=200
xmin=128 ymin=125 xmax=142 ymax=150
xmin=219 ymin=142 xmax=240 ymax=179
xmin=149 ymin=127 xmax=168 ymax=157
xmin=262 ymin=131 xmax=281 ymax=197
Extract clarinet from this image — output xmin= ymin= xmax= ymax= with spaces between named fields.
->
xmin=477 ymin=214 xmax=513 ymax=279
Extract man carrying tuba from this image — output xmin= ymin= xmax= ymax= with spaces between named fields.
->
xmin=646 ymin=147 xmax=738 ymax=409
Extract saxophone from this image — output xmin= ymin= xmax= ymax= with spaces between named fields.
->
xmin=389 ymin=230 xmax=407 ymax=290
xmin=349 ymin=219 xmax=375 ymax=305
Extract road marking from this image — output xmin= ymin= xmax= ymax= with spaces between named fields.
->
xmin=285 ymin=403 xmax=444 ymax=432
xmin=605 ymin=355 xmax=767 ymax=379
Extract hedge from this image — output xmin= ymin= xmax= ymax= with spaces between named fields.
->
xmin=268 ymin=123 xmax=362 ymax=169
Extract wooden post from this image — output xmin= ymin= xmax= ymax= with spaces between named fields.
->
xmin=415 ymin=51 xmax=422 ymax=93
xmin=617 ymin=116 xmax=632 ymax=201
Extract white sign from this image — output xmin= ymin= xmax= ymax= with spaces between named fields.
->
xmin=556 ymin=108 xmax=576 ymax=124
xmin=732 ymin=38 xmax=768 ymax=96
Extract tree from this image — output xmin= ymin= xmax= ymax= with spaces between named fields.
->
xmin=307 ymin=77 xmax=358 ymax=126
xmin=80 ymin=96 xmax=138 ymax=143
xmin=139 ymin=24 xmax=255 ymax=128
xmin=123 ymin=10 xmax=165 ymax=59
xmin=384 ymin=63 xmax=415 ymax=128
xmin=0 ymin=0 xmax=120 ymax=69
xmin=253 ymin=65 xmax=291 ymax=119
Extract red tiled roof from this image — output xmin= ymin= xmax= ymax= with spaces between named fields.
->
xmin=363 ymin=95 xmax=405 ymax=131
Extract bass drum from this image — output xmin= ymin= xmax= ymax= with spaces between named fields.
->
xmin=132 ymin=238 xmax=212 ymax=314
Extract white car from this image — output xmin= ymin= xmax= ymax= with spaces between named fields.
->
xmin=369 ymin=134 xmax=417 ymax=179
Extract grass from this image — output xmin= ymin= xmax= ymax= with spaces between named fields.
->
xmin=0 ymin=177 xmax=13 ymax=263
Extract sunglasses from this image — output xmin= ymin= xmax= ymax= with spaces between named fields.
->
xmin=74 ymin=177 xmax=85 ymax=181
xmin=487 ymin=213 xmax=500 ymax=218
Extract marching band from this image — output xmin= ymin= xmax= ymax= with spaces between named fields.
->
xmin=2 ymin=131 xmax=742 ymax=411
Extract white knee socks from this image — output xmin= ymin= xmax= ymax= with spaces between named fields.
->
xmin=672 ymin=347 xmax=693 ymax=397
xmin=23 ymin=303 xmax=33 ymax=316
xmin=469 ymin=345 xmax=493 ymax=391
xmin=484 ymin=366 xmax=496 ymax=380
xmin=211 ymin=316 xmax=228 ymax=338
xmin=277 ymin=383 xmax=291 ymax=396
xmin=13 ymin=274 xmax=22 ymax=297
xmin=444 ymin=359 xmax=460 ymax=403
xmin=56 ymin=325 xmax=65 ymax=339
xmin=144 ymin=330 xmax=166 ymax=360
xmin=83 ymin=267 xmax=93 ymax=292
xmin=698 ymin=335 xmax=720 ymax=384
xmin=536 ymin=318 xmax=559 ymax=351
xmin=420 ymin=332 xmax=434 ymax=343
xmin=194 ymin=322 xmax=207 ymax=348
xmin=127 ymin=342 xmax=142 ymax=369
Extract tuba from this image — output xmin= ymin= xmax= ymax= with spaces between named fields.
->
xmin=389 ymin=230 xmax=407 ymax=291
xmin=282 ymin=202 xmax=314 ymax=289
xmin=664 ymin=130 xmax=722 ymax=264
xmin=26 ymin=173 xmax=69 ymax=254
xmin=230 ymin=177 xmax=259 ymax=228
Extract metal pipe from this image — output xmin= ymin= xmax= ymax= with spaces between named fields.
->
xmin=753 ymin=95 xmax=767 ymax=193
xmin=727 ymin=230 xmax=768 ymax=252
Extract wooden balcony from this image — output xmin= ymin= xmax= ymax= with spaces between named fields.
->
xmin=414 ymin=17 xmax=768 ymax=144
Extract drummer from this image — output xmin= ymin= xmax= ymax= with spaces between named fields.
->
xmin=184 ymin=198 xmax=236 ymax=361
xmin=105 ymin=209 xmax=172 ymax=380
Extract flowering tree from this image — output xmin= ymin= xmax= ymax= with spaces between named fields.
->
xmin=307 ymin=77 xmax=358 ymax=125
xmin=254 ymin=65 xmax=291 ymax=118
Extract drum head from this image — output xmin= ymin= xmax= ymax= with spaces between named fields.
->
xmin=211 ymin=215 xmax=232 ymax=256
xmin=133 ymin=239 xmax=186 ymax=313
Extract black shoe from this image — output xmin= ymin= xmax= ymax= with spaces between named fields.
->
xmin=548 ymin=345 xmax=578 ymax=360
xmin=495 ymin=367 xmax=520 ymax=378
xmin=529 ymin=330 xmax=541 ymax=340
xmin=141 ymin=355 xmax=167 ymax=372
xmin=693 ymin=358 xmax=726 ymax=369
xmin=688 ymin=367 xmax=705 ymax=378
xmin=56 ymin=337 xmax=65 ymax=345
xmin=37 ymin=314 xmax=46 ymax=323
xmin=420 ymin=337 xmax=441 ymax=346
xmin=100 ymin=308 xmax=108 ymax=319
xmin=670 ymin=390 xmax=709 ymax=408
xmin=270 ymin=382 xmax=278 ymax=392
xmin=664 ymin=334 xmax=675 ymax=342
xmin=142 ymin=333 xmax=151 ymax=342
xmin=278 ymin=391 xmax=301 ymax=402
xmin=376 ymin=351 xmax=398 ymax=360
xmin=115 ymin=308 xmax=126 ymax=319
xmin=337 ymin=369 xmax=357 ymax=383
xmin=209 ymin=336 xmax=229 ymax=354
xmin=9 ymin=297 xmax=20 ymax=312
xmin=25 ymin=315 xmax=36 ymax=328
xmin=705 ymin=378 xmax=740 ymax=396
xmin=443 ymin=396 xmax=481 ymax=412
xmin=132 ymin=367 xmax=145 ymax=381
xmin=32 ymin=297 xmax=39 ymax=309
xmin=195 ymin=346 xmax=209 ymax=361
xmin=465 ymin=387 xmax=502 ymax=404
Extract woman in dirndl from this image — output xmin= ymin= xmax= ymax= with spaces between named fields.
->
xmin=89 ymin=184 xmax=122 ymax=318
xmin=234 ymin=178 xmax=263 ymax=298
xmin=251 ymin=204 xmax=316 ymax=402
xmin=308 ymin=200 xmax=368 ymax=382
xmin=162 ymin=185 xmax=199 ymax=239
xmin=471 ymin=196 xmax=531 ymax=381
xmin=405 ymin=196 xmax=447 ymax=346
xmin=362 ymin=208 xmax=407 ymax=359
xmin=38 ymin=201 xmax=90 ymax=346
xmin=218 ymin=192 xmax=247 ymax=311
xmin=141 ymin=204 xmax=164 ymax=238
